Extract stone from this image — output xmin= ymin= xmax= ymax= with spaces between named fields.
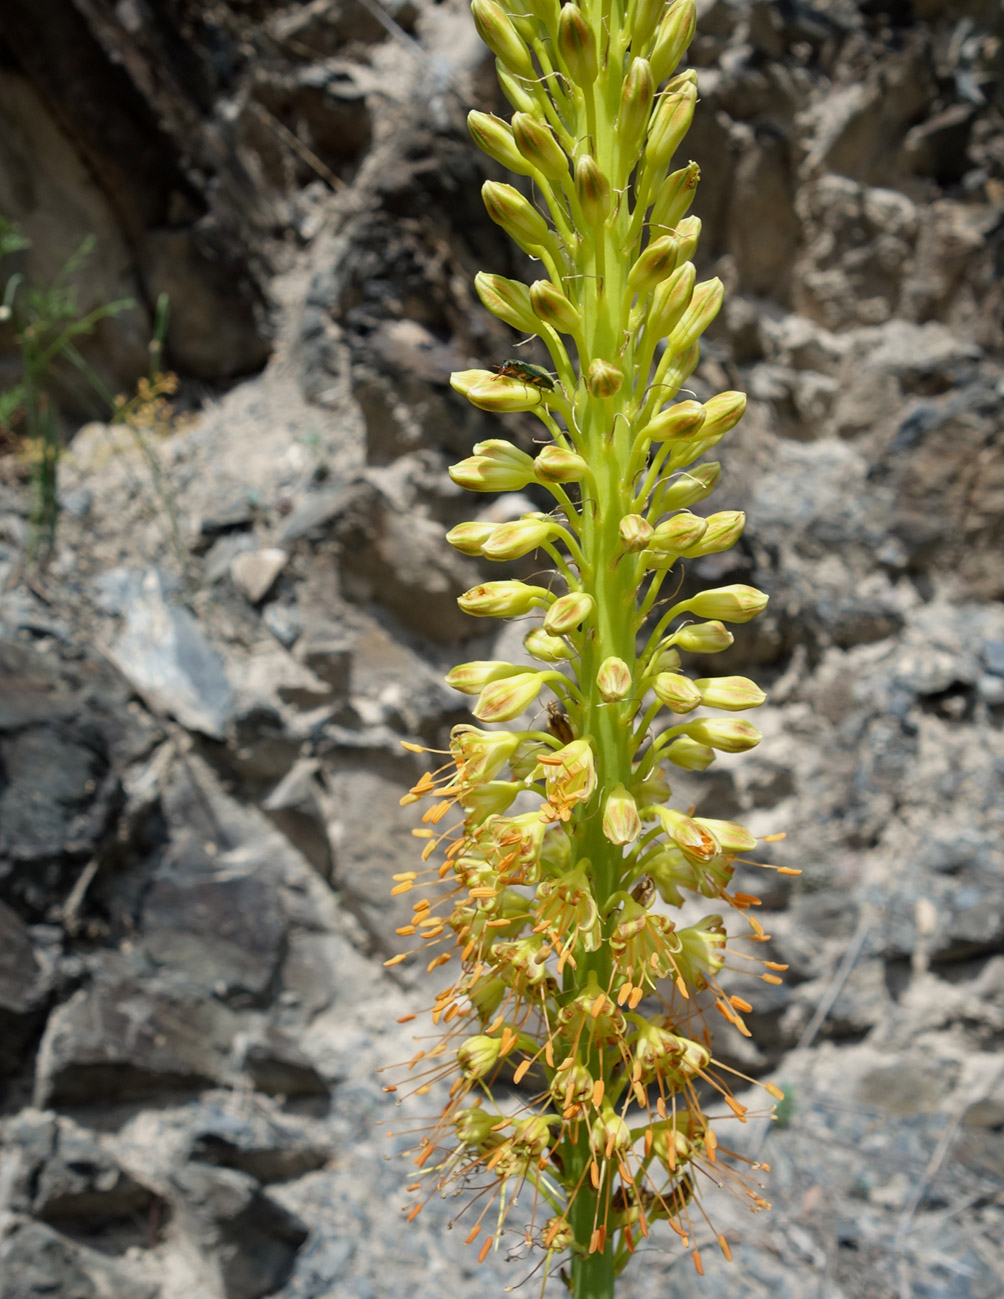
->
xmin=170 ymin=1164 xmax=308 ymax=1299
xmin=106 ymin=568 xmax=235 ymax=739
xmin=187 ymin=1106 xmax=329 ymax=1184
xmin=262 ymin=759 xmax=333 ymax=880
xmin=0 ymin=901 xmax=49 ymax=1076
xmin=230 ymin=548 xmax=288 ymax=605
xmin=237 ymin=1027 xmax=329 ymax=1099
xmin=0 ymin=1217 xmax=158 ymax=1299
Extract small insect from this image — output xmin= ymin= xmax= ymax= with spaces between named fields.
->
xmin=546 ymin=700 xmax=574 ymax=745
xmin=630 ymin=875 xmax=655 ymax=908
xmin=492 ymin=358 xmax=557 ymax=391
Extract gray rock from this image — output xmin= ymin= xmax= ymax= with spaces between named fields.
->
xmin=187 ymin=1106 xmax=329 ymax=1184
xmin=262 ymin=759 xmax=333 ymax=880
xmin=0 ymin=902 xmax=49 ymax=1076
xmin=106 ymin=568 xmax=235 ymax=739
xmin=0 ymin=1217 xmax=157 ymax=1299
xmin=237 ymin=1027 xmax=329 ymax=1099
xmin=230 ymin=548 xmax=288 ymax=605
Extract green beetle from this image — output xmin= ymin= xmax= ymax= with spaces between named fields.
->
xmin=492 ymin=358 xmax=557 ymax=391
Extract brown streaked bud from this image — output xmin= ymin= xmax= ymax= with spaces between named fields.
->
xmin=683 ymin=584 xmax=769 ymax=623
xmin=663 ymin=277 xmax=724 ymax=358
xmin=648 ymin=510 xmax=708 ymax=554
xmin=448 ymin=437 xmax=536 ymax=491
xmin=649 ymin=0 xmax=698 ymax=84
xmin=644 ymin=77 xmax=697 ymax=172
xmin=652 ymin=671 xmax=702 ymax=713
xmin=602 ymin=783 xmax=642 ymax=846
xmin=672 ymin=619 xmax=734 ymax=654
xmin=496 ymin=61 xmax=536 ymax=113
xmin=631 ymin=0 xmax=668 ymax=49
xmin=458 ymin=580 xmax=548 ymax=618
xmin=628 ymin=234 xmax=681 ymax=296
xmin=524 ymin=626 xmax=573 ymax=662
xmin=575 ymin=154 xmax=611 ymax=226
xmin=557 ymin=4 xmax=597 ymax=85
xmin=512 ymin=112 xmax=569 ymax=180
xmin=695 ymin=676 xmax=767 ymax=711
xmin=446 ymin=660 xmax=527 ymax=694
xmin=679 ymin=509 xmax=745 ymax=556
xmin=638 ymin=398 xmax=705 ymax=444
xmin=596 ymin=656 xmax=632 ymax=702
xmin=618 ymin=58 xmax=655 ymax=160
xmin=587 ymin=358 xmax=623 ymax=397
xmin=543 ymin=591 xmax=594 ymax=635
xmin=673 ymin=214 xmax=702 ymax=263
xmin=475 ymin=272 xmax=539 ymax=335
xmin=535 ymin=444 xmax=589 ymax=482
xmin=444 ymin=521 xmax=496 ymax=555
xmin=651 ymin=161 xmax=702 ymax=233
xmin=658 ymin=462 xmax=721 ymax=511
xmin=530 ymin=279 xmax=581 ymax=334
xmin=655 ymin=340 xmax=702 ymax=403
xmin=679 ymin=717 xmax=762 ymax=753
xmin=619 ymin=514 xmax=653 ymax=551
xmin=482 ymin=180 xmax=552 ymax=251
xmin=662 ymin=735 xmax=716 ymax=770
xmin=471 ymin=0 xmax=535 ymax=78
xmin=467 ymin=111 xmax=532 ymax=175
xmin=648 ymin=261 xmax=696 ymax=339
xmin=482 ymin=514 xmax=556 ymax=560
xmin=698 ymin=390 xmax=747 ymax=441
xmin=474 ymin=670 xmax=549 ymax=722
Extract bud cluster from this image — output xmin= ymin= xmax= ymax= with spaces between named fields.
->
xmin=386 ymin=2 xmax=793 ymax=1293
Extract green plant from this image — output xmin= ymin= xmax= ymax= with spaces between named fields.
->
xmin=386 ymin=2 xmax=794 ymax=1294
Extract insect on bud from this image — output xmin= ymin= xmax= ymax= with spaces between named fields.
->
xmin=467 ymin=111 xmax=532 ymax=175
xmin=482 ymin=181 xmax=552 ymax=253
xmin=512 ymin=112 xmax=569 ymax=180
xmin=471 ymin=0 xmax=535 ymax=78
xmin=543 ymin=591 xmax=594 ymax=635
xmin=619 ymin=514 xmax=653 ymax=551
xmin=535 ymin=444 xmax=589 ymax=482
xmin=530 ymin=280 xmax=581 ymax=334
xmin=644 ymin=77 xmax=697 ymax=173
xmin=628 ymin=234 xmax=680 ymax=296
xmin=557 ymin=4 xmax=597 ymax=85
xmin=651 ymin=160 xmax=702 ymax=234
xmin=587 ymin=358 xmax=623 ymax=397
xmin=649 ymin=0 xmax=698 ymax=85
xmin=596 ymin=656 xmax=632 ymax=702
xmin=575 ymin=154 xmax=611 ymax=226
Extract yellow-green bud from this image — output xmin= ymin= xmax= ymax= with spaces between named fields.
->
xmin=664 ymin=277 xmax=724 ymax=358
xmin=652 ymin=671 xmax=702 ymax=713
xmin=638 ymin=397 xmax=705 ymax=444
xmin=673 ymin=213 xmax=702 ymax=263
xmin=482 ymin=514 xmax=555 ymax=559
xmin=644 ymin=77 xmax=697 ymax=172
xmin=445 ymin=520 xmax=497 ymax=554
xmin=530 ymin=279 xmax=581 ymax=333
xmin=619 ymin=513 xmax=653 ymax=551
xmin=631 ymin=0 xmax=668 ymax=49
xmin=535 ymin=444 xmax=588 ymax=482
xmin=474 ymin=671 xmax=549 ymax=722
xmin=557 ymin=4 xmax=597 ymax=85
xmin=684 ymin=584 xmax=769 ymax=623
xmin=662 ymin=735 xmax=716 ymax=770
xmin=597 ymin=656 xmax=632 ymax=702
xmin=695 ymin=676 xmax=766 ymax=710
xmin=454 ymin=1105 xmax=499 ymax=1148
xmin=698 ymin=389 xmax=747 ymax=440
xmin=449 ymin=437 xmax=536 ymax=490
xmin=602 ymin=783 xmax=641 ymax=845
xmin=459 ymin=779 xmax=521 ymax=821
xmin=648 ymin=510 xmax=708 ymax=553
xmin=658 ymin=462 xmax=721 ymax=510
xmin=446 ymin=660 xmax=526 ymax=694
xmin=550 ymin=1061 xmax=593 ymax=1108
xmin=457 ymin=1032 xmax=504 ymax=1079
xmin=649 ymin=0 xmax=698 ymax=84
xmin=679 ymin=509 xmax=745 ymax=556
xmin=465 ymin=376 xmax=546 ymax=412
xmin=618 ymin=58 xmax=655 ymax=159
xmin=672 ymin=619 xmax=734 ymax=653
xmin=696 ymin=817 xmax=758 ymax=853
xmin=575 ymin=154 xmax=611 ymax=225
xmin=512 ymin=112 xmax=568 ymax=180
xmin=451 ymin=725 xmax=522 ymax=784
xmin=651 ymin=646 xmax=681 ymax=673
xmin=628 ymin=234 xmax=680 ymax=295
xmin=496 ymin=60 xmax=536 ymax=113
xmin=647 ymin=261 xmax=696 ymax=339
xmin=471 ymin=0 xmax=535 ymax=78
xmin=587 ymin=358 xmax=623 ymax=397
xmin=467 ymin=110 xmax=532 ymax=175
xmin=524 ymin=626 xmax=573 ymax=662
xmin=651 ymin=160 xmax=701 ymax=233
xmin=459 ymin=580 xmax=547 ymax=618
xmin=679 ymin=718 xmax=762 ymax=752
xmin=656 ymin=340 xmax=701 ymax=401
xmin=543 ymin=590 xmax=594 ymax=634
xmin=475 ymin=272 xmax=539 ymax=334
xmin=482 ymin=180 xmax=552 ymax=251
xmin=589 ymin=1107 xmax=631 ymax=1158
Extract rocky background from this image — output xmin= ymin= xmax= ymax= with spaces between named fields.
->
xmin=1 ymin=0 xmax=1003 ymax=1296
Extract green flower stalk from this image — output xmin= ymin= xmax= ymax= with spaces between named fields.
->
xmin=386 ymin=1 xmax=798 ymax=1293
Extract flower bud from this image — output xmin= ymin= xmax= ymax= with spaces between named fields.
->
xmin=474 ymin=670 xmax=549 ymax=722
xmin=618 ymin=57 xmax=655 ymax=159
xmin=529 ymin=280 xmax=581 ymax=334
xmin=695 ymin=817 xmax=758 ymax=853
xmin=619 ymin=514 xmax=653 ymax=551
xmin=474 ymin=271 xmax=539 ymax=334
xmin=482 ymin=180 xmax=552 ymax=251
xmin=695 ymin=676 xmax=766 ymax=711
xmin=648 ymin=510 xmax=707 ymax=553
xmin=467 ymin=110 xmax=532 ymax=175
xmin=662 ymin=735 xmax=716 ymax=770
xmin=574 ymin=154 xmax=611 ymax=226
xmin=454 ymin=1105 xmax=499 ymax=1148
xmin=638 ymin=397 xmax=705 ymax=444
xmin=449 ymin=437 xmax=537 ymax=490
xmin=597 ymin=656 xmax=632 ymax=702
xmin=543 ymin=590 xmax=594 ymax=634
xmin=445 ymin=520 xmax=497 ymax=554
xmin=482 ymin=514 xmax=555 ymax=560
xmin=457 ymin=1032 xmax=504 ymax=1079
xmin=602 ymin=783 xmax=641 ymax=845
xmin=676 ymin=914 xmax=727 ymax=987
xmin=496 ymin=60 xmax=536 ymax=113
xmin=589 ymin=1106 xmax=631 ymax=1158
xmin=649 ymin=0 xmax=698 ymax=84
xmin=459 ymin=580 xmax=547 ymax=618
xmin=471 ymin=0 xmax=535 ymax=78
xmin=628 ymin=234 xmax=679 ymax=295
xmin=672 ymin=213 xmax=702 ymax=263
xmin=586 ymin=358 xmax=623 ymax=397
xmin=644 ymin=77 xmax=697 ymax=172
xmin=650 ymin=646 xmax=681 ymax=673
xmin=451 ymin=725 xmax=522 ymax=783
xmin=466 ymin=376 xmax=546 ymax=412
xmin=655 ymin=340 xmax=701 ymax=402
xmin=446 ymin=660 xmax=526 ymax=694
xmin=535 ymin=444 xmax=588 ymax=482
xmin=683 ymin=583 xmax=768 ymax=623
xmin=658 ymin=462 xmax=721 ymax=510
xmin=650 ymin=160 xmax=702 ymax=233
xmin=698 ymin=389 xmax=747 ymax=441
xmin=679 ymin=718 xmax=762 ymax=752
xmin=512 ymin=112 xmax=569 ymax=180
xmin=663 ymin=277 xmax=724 ymax=358
xmin=550 ymin=1062 xmax=594 ymax=1109
xmin=460 ymin=778 xmax=521 ymax=820
xmin=672 ymin=619 xmax=734 ymax=653
xmin=679 ymin=509 xmax=745 ymax=556
xmin=524 ymin=626 xmax=573 ymax=662
xmin=647 ymin=260 xmax=696 ymax=340
xmin=652 ymin=671 xmax=702 ymax=713
xmin=557 ymin=4 xmax=597 ymax=85
xmin=632 ymin=0 xmax=668 ymax=48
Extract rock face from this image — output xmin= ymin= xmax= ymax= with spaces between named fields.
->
xmin=0 ymin=1 xmax=1002 ymax=1297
